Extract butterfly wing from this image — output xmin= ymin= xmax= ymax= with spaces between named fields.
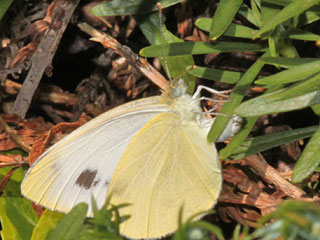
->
xmin=107 ymin=112 xmax=221 ymax=239
xmin=21 ymin=96 xmax=169 ymax=215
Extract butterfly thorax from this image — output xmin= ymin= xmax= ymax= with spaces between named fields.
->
xmin=160 ymin=80 xmax=203 ymax=124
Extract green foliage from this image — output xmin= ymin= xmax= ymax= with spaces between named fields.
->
xmin=0 ymin=0 xmax=13 ymax=21
xmin=0 ymin=167 xmax=38 ymax=240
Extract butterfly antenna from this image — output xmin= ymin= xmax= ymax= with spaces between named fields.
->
xmin=157 ymin=2 xmax=172 ymax=82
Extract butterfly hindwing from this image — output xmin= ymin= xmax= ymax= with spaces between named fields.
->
xmin=107 ymin=112 xmax=221 ymax=239
xmin=21 ymin=96 xmax=169 ymax=215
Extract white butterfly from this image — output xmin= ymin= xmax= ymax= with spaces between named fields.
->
xmin=21 ymin=79 xmax=239 ymax=239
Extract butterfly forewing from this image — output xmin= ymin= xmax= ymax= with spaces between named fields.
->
xmin=21 ymin=96 xmax=169 ymax=215
xmin=107 ymin=112 xmax=221 ymax=239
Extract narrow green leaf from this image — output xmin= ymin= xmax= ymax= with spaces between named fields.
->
xmin=140 ymin=42 xmax=266 ymax=57
xmin=254 ymin=0 xmax=320 ymax=38
xmin=292 ymin=124 xmax=320 ymax=183
xmin=90 ymin=0 xmax=182 ymax=16
xmin=283 ymin=28 xmax=320 ymax=41
xmin=238 ymin=5 xmax=259 ymax=27
xmin=260 ymin=57 xmax=316 ymax=68
xmin=261 ymin=2 xmax=281 ymax=26
xmin=209 ymin=0 xmax=243 ymax=40
xmin=31 ymin=210 xmax=65 ymax=240
xmin=226 ymin=125 xmax=317 ymax=160
xmin=207 ymin=52 xmax=269 ymax=142
xmin=0 ymin=0 xmax=13 ymax=21
xmin=136 ymin=12 xmax=195 ymax=92
xmin=188 ymin=66 xmax=242 ymax=84
xmin=255 ymin=59 xmax=320 ymax=85
xmin=47 ymin=203 xmax=88 ymax=240
xmin=250 ymin=0 xmax=261 ymax=27
xmin=298 ymin=10 xmax=320 ymax=26
xmin=196 ymin=18 xmax=255 ymax=39
xmin=262 ymin=0 xmax=293 ymax=6
xmin=235 ymin=75 xmax=320 ymax=117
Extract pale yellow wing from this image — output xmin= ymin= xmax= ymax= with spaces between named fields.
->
xmin=21 ymin=96 xmax=169 ymax=215
xmin=107 ymin=112 xmax=221 ymax=239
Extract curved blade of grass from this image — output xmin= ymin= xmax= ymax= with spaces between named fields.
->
xmin=235 ymin=74 xmax=320 ymax=117
xmin=209 ymin=0 xmax=243 ymax=40
xmin=47 ymin=203 xmax=88 ymax=240
xmin=282 ymin=28 xmax=320 ymax=41
xmin=196 ymin=18 xmax=255 ymax=39
xmin=188 ymin=66 xmax=242 ymax=84
xmin=260 ymin=57 xmax=316 ymax=68
xmin=0 ymin=0 xmax=13 ymax=20
xmin=254 ymin=0 xmax=320 ymax=38
xmin=207 ymin=52 xmax=269 ymax=143
xmin=255 ymin=59 xmax=320 ymax=85
xmin=140 ymin=42 xmax=266 ymax=57
xmin=31 ymin=210 xmax=65 ymax=240
xmin=136 ymin=12 xmax=196 ymax=92
xmin=226 ymin=125 xmax=317 ymax=160
xmin=292 ymin=124 xmax=320 ymax=183
xmin=90 ymin=0 xmax=182 ymax=16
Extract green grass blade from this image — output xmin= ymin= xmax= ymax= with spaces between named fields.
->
xmin=283 ymin=28 xmax=320 ymax=41
xmin=140 ymin=42 xmax=266 ymax=57
xmin=235 ymin=74 xmax=320 ymax=117
xmin=226 ymin=125 xmax=317 ymax=160
xmin=90 ymin=0 xmax=183 ymax=16
xmin=188 ymin=66 xmax=242 ymax=84
xmin=196 ymin=18 xmax=255 ymax=39
xmin=254 ymin=0 xmax=320 ymax=38
xmin=260 ymin=57 xmax=316 ymax=68
xmin=255 ymin=59 xmax=320 ymax=85
xmin=207 ymin=52 xmax=269 ymax=143
xmin=209 ymin=0 xmax=243 ymax=40
xmin=292 ymin=124 xmax=320 ymax=183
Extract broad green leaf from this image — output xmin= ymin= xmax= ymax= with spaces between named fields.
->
xmin=188 ymin=66 xmax=242 ymax=84
xmin=255 ymin=59 xmax=320 ymax=85
xmin=260 ymin=57 xmax=316 ymax=68
xmin=282 ymin=28 xmax=320 ymax=41
xmin=235 ymin=75 xmax=320 ymax=117
xmin=47 ymin=203 xmax=88 ymax=240
xmin=90 ymin=0 xmax=182 ymax=16
xmin=207 ymin=52 xmax=269 ymax=142
xmin=209 ymin=0 xmax=243 ymax=40
xmin=196 ymin=18 xmax=255 ymax=39
xmin=140 ymin=42 xmax=266 ymax=57
xmin=254 ymin=0 xmax=320 ymax=38
xmin=31 ymin=210 xmax=65 ymax=240
xmin=0 ymin=0 xmax=13 ymax=21
xmin=261 ymin=2 xmax=281 ymax=26
xmin=0 ymin=167 xmax=38 ymax=240
xmin=136 ymin=12 xmax=195 ymax=92
xmin=226 ymin=125 xmax=317 ymax=160
xmin=292 ymin=124 xmax=320 ymax=183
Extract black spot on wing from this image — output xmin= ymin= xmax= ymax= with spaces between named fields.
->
xmin=75 ymin=169 xmax=99 ymax=189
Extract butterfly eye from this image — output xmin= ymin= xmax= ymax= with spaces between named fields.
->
xmin=170 ymin=87 xmax=183 ymax=98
